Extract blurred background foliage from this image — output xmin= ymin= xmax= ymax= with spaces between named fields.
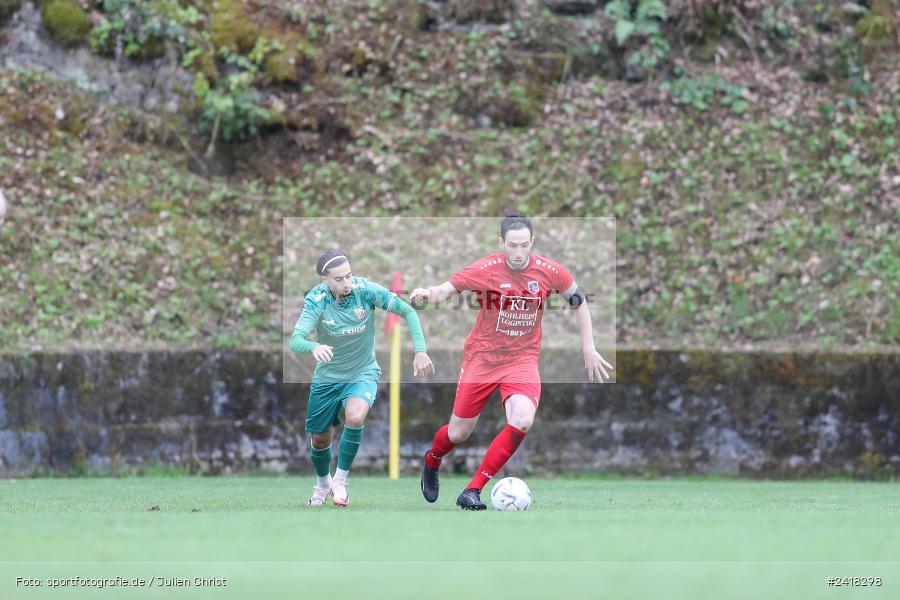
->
xmin=0 ymin=0 xmax=897 ymax=351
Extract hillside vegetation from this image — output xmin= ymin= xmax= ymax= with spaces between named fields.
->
xmin=0 ymin=0 xmax=897 ymax=351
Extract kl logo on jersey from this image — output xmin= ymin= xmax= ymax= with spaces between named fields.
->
xmin=527 ymin=280 xmax=540 ymax=294
xmin=354 ymin=307 xmax=367 ymax=320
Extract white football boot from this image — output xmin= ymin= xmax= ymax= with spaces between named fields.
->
xmin=308 ymin=484 xmax=332 ymax=506
xmin=331 ymin=479 xmax=349 ymax=507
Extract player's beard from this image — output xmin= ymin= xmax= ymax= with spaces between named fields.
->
xmin=508 ymin=256 xmax=529 ymax=270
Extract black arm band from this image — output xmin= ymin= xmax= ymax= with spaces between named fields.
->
xmin=565 ymin=286 xmax=585 ymax=307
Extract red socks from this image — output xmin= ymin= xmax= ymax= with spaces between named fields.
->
xmin=467 ymin=424 xmax=527 ymax=492
xmin=426 ymin=423 xmax=529 ymax=492
xmin=425 ymin=424 xmax=456 ymax=469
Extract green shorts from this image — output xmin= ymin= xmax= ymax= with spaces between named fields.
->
xmin=305 ymin=378 xmax=379 ymax=433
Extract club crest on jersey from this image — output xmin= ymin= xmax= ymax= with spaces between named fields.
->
xmin=527 ymin=280 xmax=540 ymax=294
xmin=354 ymin=306 xmax=367 ymax=320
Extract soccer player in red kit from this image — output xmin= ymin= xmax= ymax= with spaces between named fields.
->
xmin=410 ymin=213 xmax=613 ymax=510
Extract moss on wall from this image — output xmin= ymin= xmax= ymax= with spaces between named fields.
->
xmin=41 ymin=0 xmax=91 ymax=48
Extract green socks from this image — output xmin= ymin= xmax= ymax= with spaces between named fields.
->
xmin=337 ymin=425 xmax=365 ymax=472
xmin=310 ymin=440 xmax=332 ymax=477
xmin=310 ymin=426 xmax=364 ymax=479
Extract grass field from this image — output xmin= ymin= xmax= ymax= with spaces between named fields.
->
xmin=1 ymin=476 xmax=899 ymax=599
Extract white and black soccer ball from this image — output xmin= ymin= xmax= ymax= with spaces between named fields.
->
xmin=490 ymin=477 xmax=532 ymax=511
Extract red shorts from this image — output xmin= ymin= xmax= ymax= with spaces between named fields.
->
xmin=452 ymin=357 xmax=542 ymax=419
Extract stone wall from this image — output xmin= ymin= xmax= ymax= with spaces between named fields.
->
xmin=0 ymin=350 xmax=898 ymax=478
xmin=1 ymin=3 xmax=194 ymax=113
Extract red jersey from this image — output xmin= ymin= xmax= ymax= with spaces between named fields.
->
xmin=449 ymin=253 xmax=575 ymax=364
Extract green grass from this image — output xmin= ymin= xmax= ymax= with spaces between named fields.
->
xmin=2 ymin=476 xmax=899 ymax=599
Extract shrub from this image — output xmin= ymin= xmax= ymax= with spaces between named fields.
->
xmin=604 ymin=0 xmax=670 ymax=73
xmin=194 ymin=71 xmax=273 ymax=144
xmin=209 ymin=0 xmax=259 ymax=53
xmin=90 ymin=0 xmax=192 ymax=59
xmin=41 ymin=0 xmax=92 ymax=48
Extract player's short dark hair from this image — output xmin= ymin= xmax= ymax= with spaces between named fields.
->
xmin=316 ymin=250 xmax=350 ymax=276
xmin=500 ymin=212 xmax=533 ymax=241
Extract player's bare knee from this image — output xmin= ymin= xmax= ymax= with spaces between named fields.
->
xmin=311 ymin=432 xmax=331 ymax=449
xmin=448 ymin=425 xmax=471 ymax=444
xmin=448 ymin=420 xmax=475 ymax=443
xmin=345 ymin=413 xmax=366 ymax=428
xmin=344 ymin=406 xmax=368 ymax=428
xmin=508 ymin=413 xmax=534 ymax=432
xmin=505 ymin=395 xmax=536 ymax=432
xmin=343 ymin=398 xmax=369 ymax=428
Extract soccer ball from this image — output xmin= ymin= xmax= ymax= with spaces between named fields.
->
xmin=490 ymin=477 xmax=532 ymax=511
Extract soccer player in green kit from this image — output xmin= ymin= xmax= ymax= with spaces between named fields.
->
xmin=290 ymin=250 xmax=435 ymax=507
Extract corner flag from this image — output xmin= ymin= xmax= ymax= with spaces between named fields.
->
xmin=385 ymin=271 xmax=403 ymax=479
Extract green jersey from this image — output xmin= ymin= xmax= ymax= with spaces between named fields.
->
xmin=289 ymin=276 xmax=427 ymax=383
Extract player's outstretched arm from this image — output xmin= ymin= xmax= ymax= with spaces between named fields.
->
xmin=384 ymin=296 xmax=435 ymax=376
xmin=409 ymin=281 xmax=458 ymax=306
xmin=572 ymin=301 xmax=614 ymax=382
